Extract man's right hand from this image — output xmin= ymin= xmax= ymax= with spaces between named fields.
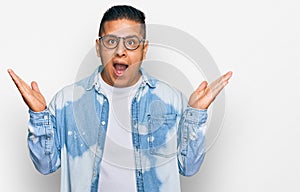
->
xmin=7 ymin=69 xmax=46 ymax=112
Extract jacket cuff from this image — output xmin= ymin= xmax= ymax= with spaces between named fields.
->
xmin=184 ymin=106 xmax=207 ymax=125
xmin=28 ymin=109 xmax=52 ymax=137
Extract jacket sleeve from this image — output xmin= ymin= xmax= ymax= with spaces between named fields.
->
xmin=27 ymin=108 xmax=61 ymax=175
xmin=177 ymin=106 xmax=207 ymax=176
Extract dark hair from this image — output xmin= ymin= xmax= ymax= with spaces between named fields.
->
xmin=99 ymin=5 xmax=146 ymax=38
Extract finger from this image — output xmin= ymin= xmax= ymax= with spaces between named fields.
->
xmin=7 ymin=69 xmax=27 ymax=91
xmin=7 ymin=68 xmax=21 ymax=86
xmin=209 ymin=79 xmax=227 ymax=98
xmin=209 ymin=71 xmax=232 ymax=97
xmin=7 ymin=68 xmax=32 ymax=96
xmin=215 ymin=71 xmax=232 ymax=86
xmin=223 ymin=71 xmax=233 ymax=82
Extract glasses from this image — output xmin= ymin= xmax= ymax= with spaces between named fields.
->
xmin=99 ymin=35 xmax=145 ymax=50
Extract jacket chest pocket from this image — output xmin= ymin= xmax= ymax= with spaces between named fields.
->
xmin=147 ymin=114 xmax=178 ymax=158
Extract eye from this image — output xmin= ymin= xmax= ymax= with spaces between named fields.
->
xmin=125 ymin=37 xmax=140 ymax=49
xmin=107 ymin=38 xmax=117 ymax=45
xmin=127 ymin=39 xmax=137 ymax=46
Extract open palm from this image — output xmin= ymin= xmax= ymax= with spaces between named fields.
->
xmin=189 ymin=71 xmax=232 ymax=110
xmin=8 ymin=69 xmax=46 ymax=112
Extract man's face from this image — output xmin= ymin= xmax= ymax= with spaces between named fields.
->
xmin=96 ymin=19 xmax=148 ymax=88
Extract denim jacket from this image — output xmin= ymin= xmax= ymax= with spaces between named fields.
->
xmin=28 ymin=66 xmax=207 ymax=192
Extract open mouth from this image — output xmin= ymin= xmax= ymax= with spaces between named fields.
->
xmin=113 ymin=63 xmax=128 ymax=77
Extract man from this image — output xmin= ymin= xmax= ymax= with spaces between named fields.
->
xmin=8 ymin=5 xmax=232 ymax=192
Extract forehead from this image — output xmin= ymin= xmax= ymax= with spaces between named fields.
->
xmin=102 ymin=19 xmax=143 ymax=37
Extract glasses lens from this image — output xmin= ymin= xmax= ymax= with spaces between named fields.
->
xmin=102 ymin=35 xmax=118 ymax=49
xmin=124 ymin=36 xmax=140 ymax=50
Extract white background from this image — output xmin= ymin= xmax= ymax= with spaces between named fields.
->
xmin=1 ymin=0 xmax=299 ymax=191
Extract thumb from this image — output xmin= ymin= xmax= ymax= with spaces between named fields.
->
xmin=31 ymin=81 xmax=41 ymax=93
xmin=195 ymin=81 xmax=208 ymax=93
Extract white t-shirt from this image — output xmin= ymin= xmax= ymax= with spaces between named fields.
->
xmin=98 ymin=76 xmax=142 ymax=192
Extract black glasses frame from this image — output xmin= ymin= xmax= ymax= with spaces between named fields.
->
xmin=98 ymin=35 xmax=145 ymax=50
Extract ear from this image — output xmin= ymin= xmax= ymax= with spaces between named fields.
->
xmin=142 ymin=40 xmax=149 ymax=60
xmin=95 ymin=39 xmax=101 ymax=57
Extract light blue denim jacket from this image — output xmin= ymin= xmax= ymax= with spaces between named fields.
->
xmin=28 ymin=66 xmax=207 ymax=192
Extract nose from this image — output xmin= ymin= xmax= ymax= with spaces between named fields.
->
xmin=115 ymin=38 xmax=127 ymax=57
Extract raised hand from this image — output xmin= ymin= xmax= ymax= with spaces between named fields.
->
xmin=7 ymin=69 xmax=46 ymax=112
xmin=188 ymin=71 xmax=233 ymax=110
